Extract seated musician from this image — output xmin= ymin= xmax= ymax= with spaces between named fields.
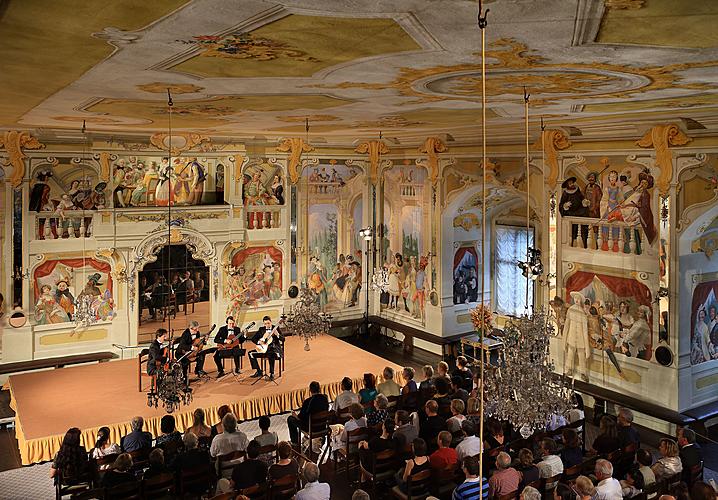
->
xmin=176 ymin=320 xmax=211 ymax=381
xmin=249 ymin=315 xmax=285 ymax=381
xmin=147 ymin=328 xmax=169 ymax=376
xmin=213 ymin=316 xmax=244 ymax=378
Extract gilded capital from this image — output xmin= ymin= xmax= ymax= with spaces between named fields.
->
xmin=277 ymin=137 xmax=314 ymax=184
xmin=418 ymin=137 xmax=448 ymax=186
xmin=636 ymin=124 xmax=691 ymax=195
xmin=355 ymin=140 xmax=389 ymax=185
xmin=535 ymin=129 xmax=571 ymax=189
xmin=0 ymin=131 xmax=45 ymax=187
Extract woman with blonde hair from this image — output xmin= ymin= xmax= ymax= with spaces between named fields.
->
xmin=187 ymin=408 xmax=211 ymax=438
xmin=651 ymin=438 xmax=682 ymax=480
xmin=575 ymin=475 xmax=596 ymax=500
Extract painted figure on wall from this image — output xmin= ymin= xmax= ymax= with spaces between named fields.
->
xmin=242 ymin=164 xmax=285 ymax=206
xmin=584 ymin=172 xmax=603 ymax=218
xmin=605 ymin=169 xmax=657 ymax=245
xmin=453 ymin=247 xmax=479 ymax=305
xmin=55 ymin=279 xmax=75 ymax=320
xmin=560 ymin=176 xmax=589 ymax=247
xmin=225 ymin=246 xmax=283 ymax=317
xmin=689 ymin=280 xmax=718 ymax=365
xmin=564 ymin=291 xmax=591 ymax=381
xmin=35 ymin=284 xmax=70 ymax=325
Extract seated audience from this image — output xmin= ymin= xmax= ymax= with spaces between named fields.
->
xmin=102 ymin=453 xmax=136 ymax=488
xmin=210 ymin=412 xmax=249 ymax=475
xmin=536 ymin=438 xmax=564 ymax=488
xmin=92 ymin=426 xmax=121 ymax=460
xmin=212 ymin=405 xmax=232 ymax=436
xmin=651 ymin=438 xmax=683 ymax=481
xmin=636 ymin=448 xmax=657 ymax=499
xmin=295 ymin=461 xmax=330 ymax=500
xmin=174 ymin=432 xmax=211 ymax=472
xmin=335 ymin=377 xmax=360 ymax=411
xmin=359 ymin=418 xmax=396 ymax=472
xmin=677 ymin=427 xmax=702 ymax=484
xmin=143 ymin=448 xmax=168 ymax=480
xmin=353 ymin=490 xmax=371 ymax=500
xmin=287 ymin=381 xmax=330 ymax=445
xmin=690 ymin=482 xmax=718 ymax=500
xmin=430 ymin=431 xmax=458 ymax=470
xmin=156 ymin=414 xmax=183 ymax=447
xmin=367 ymin=394 xmax=389 ymax=427
xmin=559 ymin=428 xmax=583 ymax=468
xmin=670 ymin=482 xmax=691 ymax=500
xmin=433 ymin=377 xmax=453 ymax=410
xmin=378 ymin=367 xmax=402 ymax=397
xmin=620 ymin=466 xmax=646 ymax=498
xmin=419 ymin=399 xmax=447 ymax=449
xmin=454 ymin=456 xmax=489 ymax=500
xmin=520 ymin=486 xmax=541 ymax=500
xmin=555 ymin=483 xmax=576 ymax=500
xmin=594 ymin=458 xmax=622 ymax=500
xmin=484 ymin=420 xmax=506 ymax=450
xmin=337 ymin=403 xmax=368 ymax=449
xmin=50 ymin=427 xmax=89 ymax=484
xmin=121 ymin=416 xmax=152 ymax=452
xmin=252 ymin=415 xmax=279 ymax=465
xmin=231 ymin=440 xmax=268 ymax=490
xmin=434 ymin=360 xmax=451 ymax=385
xmin=489 ymin=451 xmax=521 ymax=498
xmin=470 ymin=372 xmax=482 ymax=399
xmin=401 ymin=367 xmax=418 ymax=394
xmin=419 ymin=365 xmax=435 ymax=393
xmin=452 ymin=356 xmax=473 ymax=391
xmin=396 ymin=438 xmax=430 ymax=491
xmin=575 ymin=476 xmax=597 ymax=500
xmin=359 ymin=373 xmax=379 ymax=405
xmin=466 ymin=397 xmax=482 ymax=428
xmin=456 ymin=420 xmax=482 ymax=462
xmin=592 ymin=416 xmax=620 ymax=455
xmin=268 ymin=441 xmax=299 ymax=480
xmin=450 ymin=375 xmax=470 ymax=405
xmin=617 ymin=408 xmax=640 ymax=449
xmin=447 ymin=399 xmax=467 ymax=433
xmin=515 ymin=448 xmax=540 ymax=486
xmin=187 ymin=408 xmax=211 ymax=438
xmin=393 ymin=410 xmax=419 ymax=450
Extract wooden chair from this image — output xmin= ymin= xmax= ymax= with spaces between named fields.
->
xmin=197 ymin=435 xmax=213 ymax=452
xmin=91 ymin=454 xmax=118 ymax=486
xmin=432 ymin=464 xmax=459 ymax=498
xmin=239 ymin=483 xmax=268 ymax=500
xmin=562 ymin=463 xmax=583 ymax=482
xmin=335 ymin=405 xmax=352 ymax=424
xmin=142 ymin=471 xmax=175 ymax=499
xmin=105 ymin=481 xmax=141 ymax=500
xmin=257 ymin=443 xmax=278 ymax=465
xmin=216 ymin=449 xmax=246 ymax=478
xmin=268 ymin=473 xmax=299 ymax=500
xmin=208 ymin=493 xmax=235 ymax=500
xmin=137 ymin=349 xmax=154 ymax=393
xmin=498 ymin=491 xmax=519 ymax=500
xmin=55 ymin=468 xmax=93 ymax=500
xmin=128 ymin=448 xmax=151 ymax=471
xmin=391 ymin=468 xmax=433 ymax=500
xmin=542 ymin=474 xmax=562 ymax=495
xmin=659 ymin=473 xmax=681 ymax=494
xmin=179 ymin=463 xmax=214 ymax=497
xmin=580 ymin=456 xmax=598 ymax=476
xmin=69 ymin=487 xmax=104 ymax=499
xmin=360 ymin=448 xmax=398 ymax=499
xmin=334 ymin=426 xmax=370 ymax=484
xmin=300 ymin=410 xmax=333 ymax=463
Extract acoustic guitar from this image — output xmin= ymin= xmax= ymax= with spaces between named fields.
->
xmin=216 ymin=322 xmax=255 ymax=350
xmin=255 ymin=319 xmax=285 ymax=354
xmin=187 ymin=324 xmax=217 ymax=360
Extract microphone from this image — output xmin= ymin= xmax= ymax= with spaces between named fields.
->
xmin=245 ymin=321 xmax=256 ymax=330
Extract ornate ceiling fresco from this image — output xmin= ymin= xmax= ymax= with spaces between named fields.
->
xmin=2 ymin=0 xmax=718 ymax=142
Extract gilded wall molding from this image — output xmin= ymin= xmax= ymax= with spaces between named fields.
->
xmin=537 ymin=129 xmax=571 ymax=189
xmin=417 ymin=137 xmax=448 ymax=186
xmin=276 ymin=137 xmax=314 ymax=184
xmin=636 ymin=124 xmax=691 ymax=195
xmin=355 ymin=140 xmax=389 ymax=185
xmin=0 ymin=131 xmax=45 ymax=187
xmin=93 ymin=152 xmax=117 ymax=183
xmin=149 ymin=132 xmax=211 ymax=155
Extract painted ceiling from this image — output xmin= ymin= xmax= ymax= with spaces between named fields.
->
xmin=2 ymin=0 xmax=718 ymax=142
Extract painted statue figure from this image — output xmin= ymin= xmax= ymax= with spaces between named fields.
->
xmin=563 ymin=291 xmax=591 ymax=382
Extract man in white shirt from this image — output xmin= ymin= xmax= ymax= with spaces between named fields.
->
xmin=334 ymin=376 xmax=359 ymax=412
xmin=377 ymin=366 xmax=401 ymax=397
xmin=210 ymin=413 xmax=248 ymax=468
xmin=456 ymin=420 xmax=483 ymax=461
xmin=295 ymin=462 xmax=330 ymax=500
xmin=594 ymin=459 xmax=623 ymax=500
xmin=536 ymin=438 xmax=563 ymax=488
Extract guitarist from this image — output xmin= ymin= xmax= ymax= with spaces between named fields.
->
xmin=176 ymin=320 xmax=213 ymax=382
xmin=147 ymin=328 xmax=169 ymax=376
xmin=213 ymin=316 xmax=245 ymax=378
xmin=249 ymin=315 xmax=285 ymax=380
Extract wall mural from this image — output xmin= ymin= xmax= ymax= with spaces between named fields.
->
xmin=453 ymin=246 xmax=479 ymax=305
xmin=225 ymin=245 xmax=283 ymax=318
xmin=689 ymin=277 xmax=718 ymax=365
xmin=563 ymin=271 xmax=653 ymax=369
xmin=241 ymin=159 xmax=285 ymax=230
xmin=303 ymin=163 xmax=364 ymax=311
xmin=113 ymin=155 xmax=226 ymax=208
xmin=33 ymin=258 xmax=115 ymax=325
xmin=380 ymin=166 xmax=430 ymax=321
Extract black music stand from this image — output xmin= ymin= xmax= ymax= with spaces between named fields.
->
xmin=250 ymin=353 xmax=281 ymax=386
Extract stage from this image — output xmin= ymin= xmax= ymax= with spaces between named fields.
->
xmin=9 ymin=335 xmax=400 ymax=465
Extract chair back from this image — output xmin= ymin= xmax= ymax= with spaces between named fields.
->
xmin=432 ymin=464 xmax=458 ymax=494
xmin=217 ymin=449 xmax=246 ymax=477
xmin=345 ymin=426 xmax=370 ymax=452
xmin=179 ymin=463 xmax=213 ymax=496
xmin=105 ymin=481 xmax=141 ymax=500
xmin=525 ymin=479 xmax=542 ymax=490
xmin=208 ymin=493 xmax=235 ymax=500
xmin=660 ymin=473 xmax=681 ymax=494
xmin=257 ymin=443 xmax=279 ymax=465
xmin=269 ymin=473 xmax=299 ymax=500
xmin=643 ymin=481 xmax=659 ymax=497
xmin=69 ymin=487 xmax=104 ymax=500
xmin=580 ymin=456 xmax=598 ymax=475
xmin=240 ymin=483 xmax=268 ymax=500
xmin=197 ymin=435 xmax=213 ymax=451
xmin=498 ymin=491 xmax=518 ymax=500
xmin=605 ymin=448 xmax=622 ymax=463
xmin=128 ymin=447 xmax=151 ymax=468
xmin=308 ymin=410 xmax=332 ymax=435
xmin=419 ymin=386 xmax=436 ymax=405
xmin=336 ymin=405 xmax=352 ymax=423
xmin=406 ymin=468 xmax=433 ymax=499
xmin=632 ymin=493 xmax=648 ymax=500
xmin=689 ymin=462 xmax=704 ymax=484
xmin=387 ymin=395 xmax=401 ymax=409
xmin=142 ymin=472 xmax=175 ymax=499
xmin=93 ymin=453 xmax=119 ymax=469
xmin=372 ymin=448 xmax=398 ymax=475
xmin=563 ymin=463 xmax=582 ymax=481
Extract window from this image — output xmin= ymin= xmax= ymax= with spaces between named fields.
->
xmin=495 ymin=225 xmax=534 ymax=316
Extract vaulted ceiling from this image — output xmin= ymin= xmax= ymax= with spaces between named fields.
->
xmin=2 ymin=0 xmax=718 ymax=143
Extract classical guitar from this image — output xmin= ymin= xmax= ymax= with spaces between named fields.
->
xmin=187 ymin=324 xmax=217 ymax=360
xmin=255 ymin=319 xmax=285 ymax=354
xmin=216 ymin=321 xmax=255 ymax=350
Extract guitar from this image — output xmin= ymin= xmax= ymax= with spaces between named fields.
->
xmin=187 ymin=324 xmax=217 ymax=360
xmin=216 ymin=322 xmax=255 ymax=350
xmin=255 ymin=319 xmax=285 ymax=354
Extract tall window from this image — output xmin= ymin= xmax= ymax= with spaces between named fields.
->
xmin=495 ymin=225 xmax=534 ymax=316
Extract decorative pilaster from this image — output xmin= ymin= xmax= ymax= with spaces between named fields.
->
xmin=277 ymin=138 xmax=314 ymax=184
xmin=417 ymin=137 xmax=448 ymax=186
xmin=355 ymin=140 xmax=389 ymax=185
xmin=0 ymin=131 xmax=45 ymax=187
xmin=536 ymin=129 xmax=571 ymax=190
xmin=636 ymin=124 xmax=691 ymax=195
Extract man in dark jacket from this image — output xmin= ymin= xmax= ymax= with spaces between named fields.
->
xmin=286 ymin=381 xmax=329 ymax=445
xmin=121 ymin=416 xmax=152 ymax=452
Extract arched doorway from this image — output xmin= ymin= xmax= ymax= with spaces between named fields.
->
xmin=137 ymin=244 xmax=210 ymax=344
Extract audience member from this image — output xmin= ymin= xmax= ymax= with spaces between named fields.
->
xmin=636 ymin=448 xmax=657 ymax=498
xmin=559 ymin=428 xmax=583 ymax=468
xmin=367 ymin=394 xmax=389 ymax=427
xmin=484 ymin=420 xmax=505 ymax=450
xmin=690 ymin=482 xmax=718 ymax=500
xmin=337 ymin=403 xmax=367 ymax=449
xmin=594 ymin=459 xmax=622 ymax=500
xmin=253 ymin=415 xmax=279 ymax=465
xmin=143 ymin=448 xmax=168 ymax=480
xmin=359 ymin=373 xmax=379 ymax=404
xmin=378 ymin=367 xmax=402 ymax=397
xmin=452 ymin=356 xmax=473 ymax=391
xmin=295 ymin=461 xmax=330 ymax=500
xmin=335 ymin=377 xmax=360 ymax=411
xmin=450 ymin=375 xmax=470 ymax=405
xmin=617 ymin=408 xmax=640 ymax=448
xmin=401 ymin=367 xmax=418 ymax=394
xmin=430 ymin=431 xmax=458 ymax=470
xmin=592 ymin=416 xmax=620 ymax=455
xmin=575 ymin=475 xmax=597 ymax=500
xmin=102 ymin=453 xmax=136 ymax=488
xmin=456 ymin=420 xmax=482 ymax=462
xmin=156 ymin=414 xmax=182 ymax=447
xmin=651 ymin=438 xmax=683 ymax=481
xmin=396 ymin=438 xmax=430 ymax=492
xmin=555 ymin=483 xmax=575 ymax=500
xmin=466 ymin=397 xmax=482 ymax=428
xmin=419 ymin=399 xmax=447 ymax=448
xmin=447 ymin=399 xmax=467 ymax=433
xmin=489 ymin=451 xmax=521 ymax=498
xmin=536 ymin=438 xmax=563 ymax=488
xmin=121 ymin=416 xmax=152 ymax=452
xmin=92 ymin=426 xmax=120 ymax=460
xmin=454 ymin=456 xmax=489 ymax=500
xmin=433 ymin=377 xmax=452 ymax=410
xmin=268 ymin=441 xmax=299 ymax=480
xmin=231 ymin=440 xmax=268 ymax=490
xmin=212 ymin=405 xmax=232 ymax=436
xmin=567 ymin=393 xmax=586 ymax=431
xmin=210 ymin=413 xmax=249 ymax=466
xmin=419 ymin=365 xmax=435 ymax=393
xmin=520 ymin=486 xmax=541 ymax=500
xmin=50 ymin=427 xmax=89 ymax=484
xmin=174 ymin=432 xmax=211 ymax=473
xmin=670 ymin=482 xmax=691 ymax=500
xmin=359 ymin=418 xmax=396 ymax=472
xmin=353 ymin=490 xmax=371 ymax=500
xmin=187 ymin=408 xmax=211 ymax=438
xmin=620 ymin=466 xmax=646 ymax=498
xmin=515 ymin=448 xmax=540 ymax=486
xmin=393 ymin=410 xmax=419 ymax=450
xmin=434 ymin=361 xmax=451 ymax=384
xmin=287 ymin=381 xmax=330 ymax=445
xmin=677 ymin=427 xmax=702 ymax=483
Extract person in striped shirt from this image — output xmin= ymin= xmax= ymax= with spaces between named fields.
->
xmin=453 ymin=456 xmax=489 ymax=500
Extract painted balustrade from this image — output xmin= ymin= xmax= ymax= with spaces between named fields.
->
xmin=34 ymin=212 xmax=94 ymax=240
xmin=562 ymin=216 xmax=647 ymax=255
xmin=245 ymin=206 xmax=282 ymax=229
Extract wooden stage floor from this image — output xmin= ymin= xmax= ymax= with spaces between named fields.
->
xmin=9 ymin=334 xmax=400 ymax=465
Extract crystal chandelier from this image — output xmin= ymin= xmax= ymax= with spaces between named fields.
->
xmin=147 ymin=363 xmax=193 ymax=413
xmin=73 ymin=294 xmax=98 ymax=329
xmin=283 ymin=286 xmax=332 ymax=350
xmin=485 ymin=309 xmax=571 ymax=434
xmin=371 ymin=267 xmax=390 ymax=291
